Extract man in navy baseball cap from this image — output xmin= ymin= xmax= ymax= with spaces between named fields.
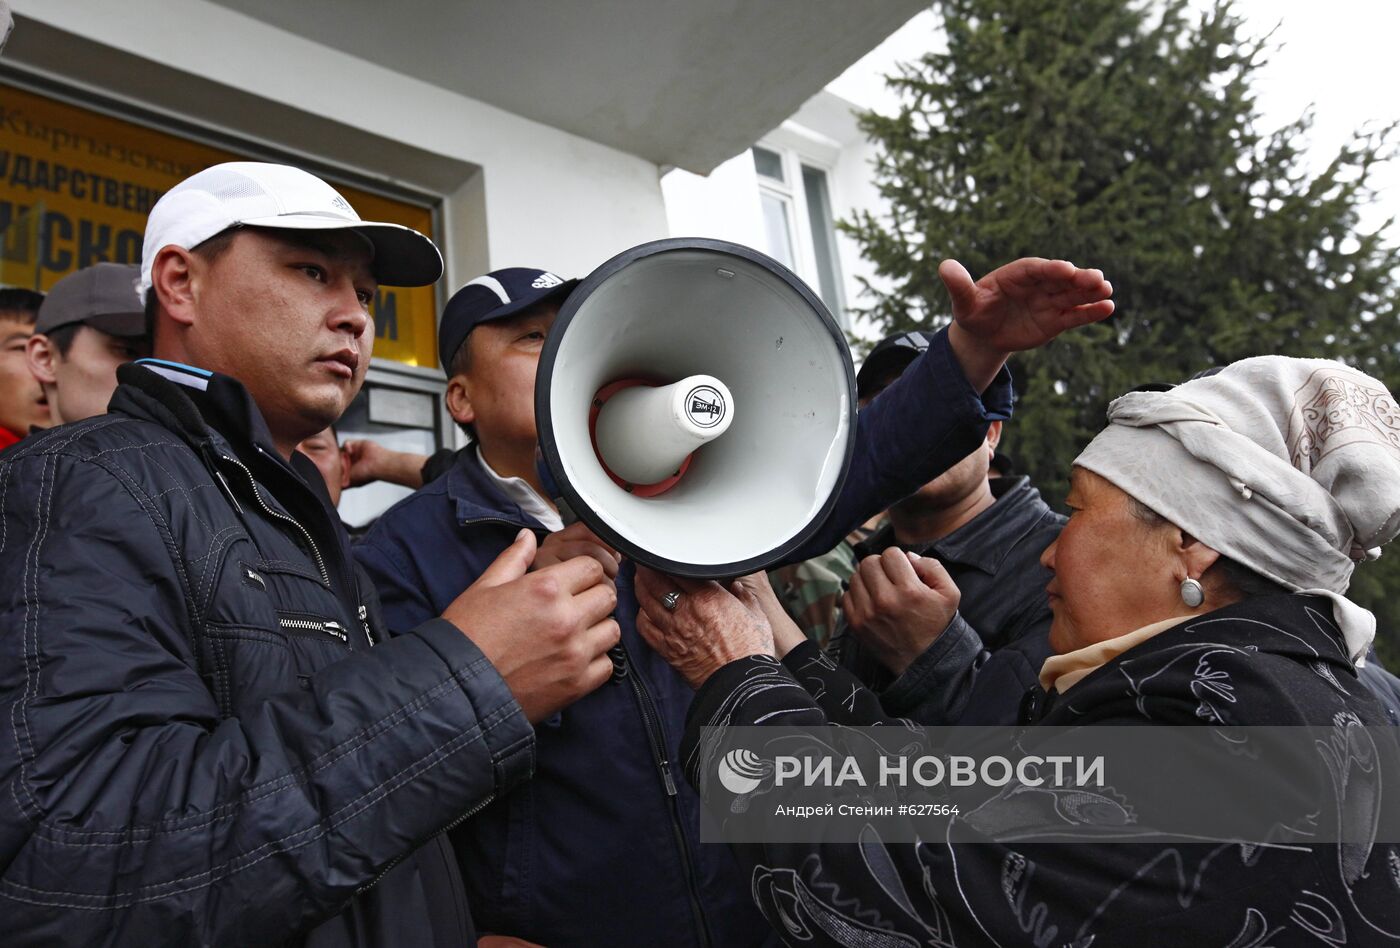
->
xmin=436 ymin=267 xmax=578 ymax=372
xmin=363 ymin=258 xmax=771 ymax=946
xmin=430 ymin=267 xmax=581 ymax=490
xmin=359 ymin=265 xmax=680 ymax=943
xmin=337 ymin=268 xmax=583 ymax=492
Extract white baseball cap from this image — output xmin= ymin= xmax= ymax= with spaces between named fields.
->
xmin=138 ymin=161 xmax=443 ymax=297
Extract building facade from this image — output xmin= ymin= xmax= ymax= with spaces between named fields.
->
xmin=1 ymin=0 xmax=924 ymax=520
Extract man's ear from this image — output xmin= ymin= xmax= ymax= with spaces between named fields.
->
xmin=985 ymin=420 xmax=1003 ymax=454
xmin=25 ymin=334 xmax=57 ymax=385
xmin=445 ymin=375 xmax=476 ymax=428
xmin=150 ymin=245 xmax=200 ymax=330
xmin=338 ymin=445 xmax=352 ymax=490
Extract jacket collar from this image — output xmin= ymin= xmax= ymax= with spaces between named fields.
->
xmin=443 ymin=446 xmax=546 ymax=530
xmin=115 ymin=360 xmax=278 ymax=455
xmin=111 ymin=361 xmax=323 ymax=505
xmin=112 ymin=360 xmax=357 ymax=598
xmin=1167 ymin=593 xmax=1356 ymax=670
xmin=858 ymin=476 xmax=1054 ymax=574
xmin=1035 ymin=593 xmax=1357 ymax=721
xmin=127 ymin=358 xmax=287 ymax=461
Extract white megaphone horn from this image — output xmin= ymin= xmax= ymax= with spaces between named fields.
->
xmin=535 ymin=238 xmax=856 ymax=579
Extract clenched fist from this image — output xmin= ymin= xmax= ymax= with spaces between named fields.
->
xmin=442 ymin=530 xmax=620 ymax=723
xmin=532 ymin=521 xmax=622 ymax=580
xmin=842 ymin=548 xmax=960 ymax=676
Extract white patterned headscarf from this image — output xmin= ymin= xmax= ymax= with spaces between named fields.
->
xmin=1074 ymin=356 xmax=1400 ymax=663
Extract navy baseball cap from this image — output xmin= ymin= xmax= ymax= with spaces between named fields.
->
xmin=856 ymin=330 xmax=935 ymax=400
xmin=438 ymin=267 xmax=578 ymax=372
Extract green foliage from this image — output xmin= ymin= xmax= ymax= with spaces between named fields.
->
xmin=845 ymin=0 xmax=1400 ymax=656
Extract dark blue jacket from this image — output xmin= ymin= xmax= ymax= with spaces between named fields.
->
xmin=354 ymin=328 xmax=1012 ymax=946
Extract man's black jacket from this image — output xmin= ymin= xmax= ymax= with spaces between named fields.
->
xmin=829 ymin=475 xmax=1063 ymax=725
xmin=0 ymin=362 xmax=534 ymax=946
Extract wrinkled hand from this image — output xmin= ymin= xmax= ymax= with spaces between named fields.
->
xmin=478 ymin=937 xmax=546 ymax=948
xmin=533 ymin=521 xmax=622 ymax=580
xmin=442 ymin=530 xmax=620 ymax=723
xmin=341 ymin=439 xmax=428 ymax=489
xmin=731 ymin=572 xmax=807 ymax=659
xmin=634 ymin=568 xmax=774 ymax=689
xmin=940 ymin=257 xmax=1114 ymax=391
xmin=842 ymin=548 xmax=960 ymax=676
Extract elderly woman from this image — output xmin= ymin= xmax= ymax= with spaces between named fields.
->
xmin=636 ymin=357 xmax=1400 ymax=946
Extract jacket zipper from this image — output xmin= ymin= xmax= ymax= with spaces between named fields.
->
xmin=278 ymin=616 xmax=348 ymax=643
xmin=460 ymin=515 xmax=541 ymax=531
xmin=358 ymin=604 xmax=376 ymax=647
xmin=615 ymin=642 xmax=713 ymax=947
xmin=218 ymin=453 xmax=331 ymax=587
xmin=355 ymin=791 xmax=497 ymax=898
xmin=218 ymin=449 xmax=478 ymax=900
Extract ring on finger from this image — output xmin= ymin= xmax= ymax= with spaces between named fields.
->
xmin=662 ymin=590 xmax=681 ymax=612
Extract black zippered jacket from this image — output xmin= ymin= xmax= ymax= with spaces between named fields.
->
xmin=0 ymin=362 xmax=534 ymax=946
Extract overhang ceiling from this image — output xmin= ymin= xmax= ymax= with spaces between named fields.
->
xmin=206 ymin=0 xmax=926 ymax=174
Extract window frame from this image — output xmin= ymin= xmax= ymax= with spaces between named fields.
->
xmin=751 ymin=131 xmax=847 ymax=326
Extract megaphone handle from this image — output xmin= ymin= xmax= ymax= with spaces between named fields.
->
xmin=535 ymin=449 xmax=579 ymax=527
xmin=554 ymin=496 xmax=579 ymax=528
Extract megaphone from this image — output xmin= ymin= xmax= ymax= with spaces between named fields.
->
xmin=536 ymin=238 xmax=856 ymax=579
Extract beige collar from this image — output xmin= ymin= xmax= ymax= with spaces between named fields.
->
xmin=1039 ymin=615 xmax=1193 ymax=694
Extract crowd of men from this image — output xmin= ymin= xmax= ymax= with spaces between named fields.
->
xmin=0 ymin=156 xmax=1397 ymax=948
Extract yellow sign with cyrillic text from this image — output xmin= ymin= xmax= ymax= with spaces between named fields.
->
xmin=0 ymin=82 xmax=440 ymax=368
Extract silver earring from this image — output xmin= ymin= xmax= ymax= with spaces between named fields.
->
xmin=1180 ymin=578 xmax=1204 ymax=608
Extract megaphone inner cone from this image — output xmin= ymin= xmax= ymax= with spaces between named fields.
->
xmin=589 ymin=375 xmax=734 ymax=496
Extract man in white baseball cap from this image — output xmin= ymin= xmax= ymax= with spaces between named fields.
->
xmin=136 ymin=160 xmax=443 ymax=300
xmin=0 ymin=162 xmax=621 ymax=947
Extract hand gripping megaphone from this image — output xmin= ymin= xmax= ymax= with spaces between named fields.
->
xmin=535 ymin=238 xmax=856 ymax=579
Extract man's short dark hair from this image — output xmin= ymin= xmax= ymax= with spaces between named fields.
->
xmin=0 ymin=287 xmax=44 ymax=325
xmin=45 ymin=323 xmax=81 ymax=358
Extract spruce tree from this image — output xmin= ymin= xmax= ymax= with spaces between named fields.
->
xmin=845 ymin=0 xmax=1400 ymax=662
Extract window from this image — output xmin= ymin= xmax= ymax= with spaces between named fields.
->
xmin=752 ymin=145 xmax=785 ymax=182
xmin=753 ymin=146 xmax=796 ymax=270
xmin=802 ymin=165 xmax=842 ymax=317
xmin=751 ymin=145 xmax=846 ymax=324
